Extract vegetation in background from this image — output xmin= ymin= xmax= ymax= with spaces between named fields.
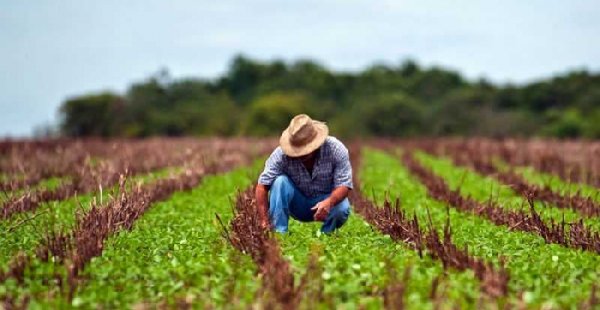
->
xmin=58 ymin=55 xmax=600 ymax=138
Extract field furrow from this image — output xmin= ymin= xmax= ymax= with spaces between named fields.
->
xmin=412 ymin=138 xmax=600 ymax=189
xmin=362 ymin=148 xmax=600 ymax=307
xmin=427 ymin=143 xmax=600 ymax=218
xmin=515 ymin=166 xmax=600 ymax=205
xmin=0 ymin=140 xmax=83 ymax=191
xmin=228 ymin=187 xmax=323 ymax=309
xmin=350 ymin=147 xmax=508 ymax=300
xmin=0 ymin=138 xmax=265 ymax=198
xmin=412 ymin=151 xmax=600 ymax=253
xmin=0 ymin=159 xmax=263 ymax=308
xmin=495 ymin=140 xmax=600 ymax=189
xmin=1 ymin=147 xmax=199 ymax=219
xmin=0 ymin=166 xmax=177 ymax=268
xmin=1 ymin=138 xmax=598 ymax=308
xmin=272 ymin=151 xmax=488 ymax=308
xmin=405 ymin=150 xmax=600 ymax=254
xmin=350 ymin=191 xmax=509 ymax=300
xmin=0 ymin=140 xmax=271 ymax=267
xmin=0 ymin=166 xmax=198 ymax=307
xmin=279 ymin=212 xmax=485 ymax=308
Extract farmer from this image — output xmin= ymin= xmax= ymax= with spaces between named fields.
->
xmin=256 ymin=114 xmax=353 ymax=233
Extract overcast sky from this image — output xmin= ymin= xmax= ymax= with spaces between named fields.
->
xmin=1 ymin=0 xmax=599 ymax=137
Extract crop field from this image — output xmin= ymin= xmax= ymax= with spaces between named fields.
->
xmin=0 ymin=137 xmax=599 ymax=309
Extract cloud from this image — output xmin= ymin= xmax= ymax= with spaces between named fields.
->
xmin=0 ymin=0 xmax=599 ymax=137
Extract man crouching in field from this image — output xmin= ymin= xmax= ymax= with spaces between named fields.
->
xmin=256 ymin=114 xmax=353 ymax=233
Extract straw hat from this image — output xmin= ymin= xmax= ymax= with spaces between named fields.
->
xmin=280 ymin=114 xmax=329 ymax=157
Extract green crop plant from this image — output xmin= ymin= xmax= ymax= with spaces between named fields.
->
xmin=514 ymin=166 xmax=600 ymax=204
xmin=51 ymin=161 xmax=264 ymax=309
xmin=416 ymin=151 xmax=600 ymax=231
xmin=0 ymin=166 xmax=178 ymax=269
xmin=279 ymin=215 xmax=483 ymax=309
xmin=360 ymin=149 xmax=600 ymax=308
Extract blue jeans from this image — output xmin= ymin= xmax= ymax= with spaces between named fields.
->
xmin=269 ymin=175 xmax=351 ymax=233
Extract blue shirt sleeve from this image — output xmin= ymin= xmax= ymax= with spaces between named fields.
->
xmin=257 ymin=147 xmax=285 ymax=186
xmin=332 ymin=142 xmax=353 ymax=189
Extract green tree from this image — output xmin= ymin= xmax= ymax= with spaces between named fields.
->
xmin=122 ymin=74 xmax=169 ymax=136
xmin=59 ymin=92 xmax=124 ymax=137
xmin=55 ymin=56 xmax=600 ymax=139
xmin=542 ymin=108 xmax=586 ymax=138
xmin=428 ymin=87 xmax=491 ymax=136
xmin=242 ymin=92 xmax=314 ymax=136
xmin=171 ymin=92 xmax=241 ymax=136
xmin=356 ymin=92 xmax=424 ymax=137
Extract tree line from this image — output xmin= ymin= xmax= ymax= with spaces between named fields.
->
xmin=59 ymin=55 xmax=600 ymax=138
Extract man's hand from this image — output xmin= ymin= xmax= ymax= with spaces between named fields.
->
xmin=311 ymin=187 xmax=350 ymax=222
xmin=311 ymin=199 xmax=332 ymax=222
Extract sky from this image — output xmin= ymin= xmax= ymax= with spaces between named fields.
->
xmin=1 ymin=0 xmax=599 ymax=137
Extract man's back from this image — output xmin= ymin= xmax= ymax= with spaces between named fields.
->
xmin=258 ymin=136 xmax=353 ymax=198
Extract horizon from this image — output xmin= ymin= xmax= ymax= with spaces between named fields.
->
xmin=2 ymin=0 xmax=599 ymax=138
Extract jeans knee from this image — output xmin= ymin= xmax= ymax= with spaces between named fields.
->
xmin=331 ymin=199 xmax=351 ymax=219
xmin=272 ymin=175 xmax=291 ymax=188
xmin=270 ymin=175 xmax=294 ymax=201
xmin=321 ymin=198 xmax=351 ymax=233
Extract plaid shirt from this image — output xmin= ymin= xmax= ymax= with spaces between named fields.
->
xmin=258 ymin=136 xmax=353 ymax=198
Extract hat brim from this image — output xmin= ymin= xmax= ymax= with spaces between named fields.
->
xmin=280 ymin=121 xmax=329 ymax=157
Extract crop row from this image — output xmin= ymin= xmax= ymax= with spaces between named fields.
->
xmin=229 ymin=184 xmax=474 ymax=309
xmin=350 ymin=193 xmax=509 ymax=299
xmin=67 ymin=163 xmax=263 ymax=308
xmin=1 ymin=138 xmax=274 ymax=220
xmin=0 ymin=140 xmax=271 ymax=308
xmin=400 ymin=150 xmax=600 ymax=255
xmin=219 ymin=146 xmax=597 ymax=308
xmin=228 ymin=187 xmax=328 ymax=309
xmin=416 ymin=138 xmax=600 ymax=189
xmin=0 ymin=139 xmax=272 ymax=268
xmin=502 ymin=139 xmax=600 ymax=188
xmin=223 ymin=145 xmax=599 ymax=308
xmin=275 ymin=147 xmax=485 ymax=308
xmin=5 ymin=140 xmax=91 ymax=190
xmin=360 ymin=148 xmax=600 ymax=307
xmin=394 ymin=140 xmax=600 ymax=236
xmin=0 ymin=138 xmax=270 ymax=191
xmin=0 ymin=139 xmax=74 ymax=155
xmin=349 ymin=146 xmax=508 ymax=300
xmin=2 ymin=139 xmax=599 ymax=308
xmin=0 ymin=139 xmax=121 ymax=189
xmin=413 ymin=139 xmax=600 ymax=218
xmin=0 ymin=166 xmax=174 ymax=268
